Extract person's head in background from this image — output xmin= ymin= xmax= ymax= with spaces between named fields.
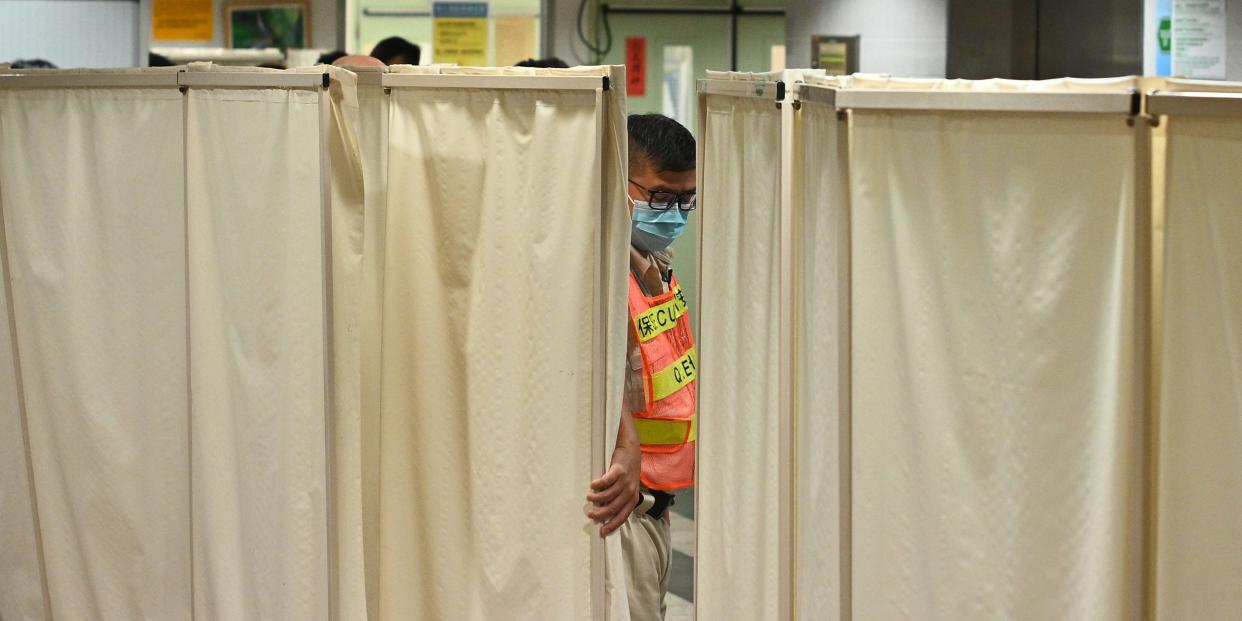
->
xmin=148 ymin=52 xmax=175 ymax=67
xmin=370 ymin=37 xmax=421 ymax=66
xmin=332 ymin=55 xmax=386 ymax=68
xmin=11 ymin=59 xmax=56 ymax=69
xmin=626 ymin=114 xmax=696 ymax=254
xmin=515 ymin=57 xmax=569 ymax=69
xmin=317 ymin=50 xmax=348 ymax=65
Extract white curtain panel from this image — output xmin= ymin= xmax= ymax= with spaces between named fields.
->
xmin=697 ymin=89 xmax=784 ymax=620
xmin=354 ymin=70 xmax=388 ymax=621
xmin=791 ymin=92 xmax=847 ymax=621
xmin=378 ymin=66 xmax=628 ymax=620
xmin=0 ymin=86 xmax=190 ymax=620
xmin=1156 ymin=114 xmax=1242 ymax=619
xmin=185 ymin=69 xmax=365 ymax=620
xmin=849 ymin=103 xmax=1141 ymax=618
xmin=0 ymin=202 xmax=44 ymax=621
xmin=324 ymin=70 xmax=368 ymax=621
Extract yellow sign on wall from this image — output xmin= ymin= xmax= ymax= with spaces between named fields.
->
xmin=494 ymin=15 xmax=536 ymax=67
xmin=153 ymin=0 xmax=214 ymax=41
xmin=433 ymin=2 xmax=488 ymax=66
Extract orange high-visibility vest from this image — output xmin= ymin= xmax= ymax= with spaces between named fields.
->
xmin=628 ymin=273 xmax=696 ymax=491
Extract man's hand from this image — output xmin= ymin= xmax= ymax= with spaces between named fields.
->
xmin=586 ymin=413 xmax=642 ymax=536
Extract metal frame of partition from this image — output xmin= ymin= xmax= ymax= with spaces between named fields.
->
xmin=697 ymin=77 xmax=785 ymax=102
xmin=1147 ymin=91 xmax=1242 ymax=118
xmin=382 ymin=72 xmax=609 ymax=92
xmin=833 ymin=88 xmax=1140 ymax=115
xmin=0 ymin=67 xmax=343 ymax=621
xmin=0 ymin=71 xmax=331 ymax=90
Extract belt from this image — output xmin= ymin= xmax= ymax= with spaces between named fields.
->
xmin=636 ymin=489 xmax=675 ymax=519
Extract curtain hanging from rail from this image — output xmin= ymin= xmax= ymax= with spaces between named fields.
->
xmin=0 ymin=82 xmax=191 ymax=620
xmin=0 ymin=199 xmax=44 ymax=621
xmin=847 ymin=78 xmax=1144 ymax=620
xmin=184 ymin=64 xmax=364 ymax=621
xmin=696 ymin=71 xmax=785 ymax=621
xmin=377 ymin=65 xmax=629 ymax=620
xmin=1155 ymin=86 xmax=1242 ymax=620
xmin=353 ymin=66 xmax=388 ymax=621
xmin=789 ymin=74 xmax=848 ymax=621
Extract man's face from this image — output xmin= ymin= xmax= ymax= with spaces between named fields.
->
xmin=628 ymin=160 xmax=696 ymax=215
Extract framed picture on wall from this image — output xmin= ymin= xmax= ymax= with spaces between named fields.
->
xmin=224 ymin=0 xmax=311 ymax=49
xmin=810 ymin=35 xmax=860 ymax=76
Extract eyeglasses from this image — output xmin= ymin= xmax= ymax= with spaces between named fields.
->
xmin=628 ymin=179 xmax=697 ymax=212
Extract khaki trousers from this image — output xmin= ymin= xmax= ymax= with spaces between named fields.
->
xmin=618 ymin=506 xmax=672 ymax=621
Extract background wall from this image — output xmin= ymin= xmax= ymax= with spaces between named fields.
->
xmin=153 ymin=0 xmax=340 ymax=52
xmin=1231 ymin=0 xmax=1242 ymax=80
xmin=947 ymin=0 xmax=1142 ymax=79
xmin=785 ymin=0 xmax=949 ymax=77
xmin=0 ymin=0 xmax=143 ymax=67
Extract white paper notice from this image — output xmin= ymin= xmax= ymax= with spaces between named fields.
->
xmin=662 ymin=45 xmax=694 ymax=128
xmin=1173 ymin=0 xmax=1227 ymax=79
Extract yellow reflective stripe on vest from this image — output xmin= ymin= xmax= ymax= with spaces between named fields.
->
xmin=635 ymin=415 xmax=696 ymax=446
xmin=634 ymin=287 xmax=689 ymax=343
xmin=651 ymin=347 xmax=697 ymax=401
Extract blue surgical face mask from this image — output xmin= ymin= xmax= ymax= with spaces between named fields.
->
xmin=630 ymin=198 xmax=689 ymax=253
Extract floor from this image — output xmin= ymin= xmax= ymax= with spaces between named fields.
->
xmin=666 ymin=488 xmax=694 ymax=620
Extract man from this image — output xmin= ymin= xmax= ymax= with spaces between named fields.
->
xmin=588 ymin=113 xmax=698 ymax=620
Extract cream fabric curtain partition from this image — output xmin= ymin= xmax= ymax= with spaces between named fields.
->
xmin=843 ymin=79 xmax=1147 ymax=620
xmin=1150 ymin=83 xmax=1242 ymax=620
xmin=376 ymin=66 xmax=629 ymax=620
xmin=786 ymin=76 xmax=849 ymax=621
xmin=352 ymin=66 xmax=388 ymax=621
xmin=695 ymin=73 xmax=787 ymax=621
xmin=184 ymin=65 xmax=364 ymax=621
xmin=0 ymin=66 xmax=365 ymax=620
xmin=0 ymin=236 xmax=42 ymax=621
xmin=0 ymin=76 xmax=190 ymax=620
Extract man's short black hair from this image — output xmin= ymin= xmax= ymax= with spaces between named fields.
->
xmin=370 ymin=37 xmax=421 ymax=65
xmin=148 ymin=52 xmax=175 ymax=67
xmin=627 ymin=114 xmax=695 ymax=174
xmin=317 ymin=50 xmax=348 ymax=65
xmin=11 ymin=58 xmax=56 ymax=69
xmin=515 ymin=57 xmax=569 ymax=68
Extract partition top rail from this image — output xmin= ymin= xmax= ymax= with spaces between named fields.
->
xmin=834 ymin=89 xmax=1140 ymax=115
xmin=791 ymin=83 xmax=837 ymax=107
xmin=178 ymin=72 xmax=330 ymax=90
xmin=0 ymin=73 xmax=182 ymax=89
xmin=698 ymin=78 xmax=785 ymax=102
xmin=1147 ymin=90 xmax=1242 ymax=118
xmin=0 ymin=71 xmax=335 ymax=91
xmin=382 ymin=73 xmax=609 ymax=91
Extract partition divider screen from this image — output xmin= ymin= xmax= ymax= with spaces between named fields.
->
xmin=353 ymin=66 xmax=388 ymax=621
xmin=0 ymin=66 xmax=365 ymax=621
xmin=844 ymin=81 xmax=1148 ymax=620
xmin=0 ymin=77 xmax=191 ymax=621
xmin=1150 ymin=87 xmax=1242 ymax=620
xmin=788 ymin=78 xmax=849 ymax=621
xmin=695 ymin=73 xmax=788 ymax=621
xmin=376 ymin=66 xmax=629 ymax=620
